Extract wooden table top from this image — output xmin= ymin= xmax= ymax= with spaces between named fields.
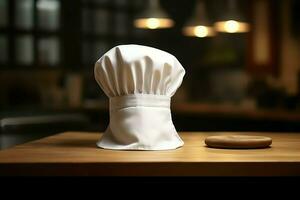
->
xmin=0 ymin=132 xmax=300 ymax=176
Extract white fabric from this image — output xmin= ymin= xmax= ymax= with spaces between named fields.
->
xmin=94 ymin=44 xmax=185 ymax=150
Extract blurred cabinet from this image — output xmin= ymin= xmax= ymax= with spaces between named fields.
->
xmin=14 ymin=0 xmax=34 ymax=30
xmin=0 ymin=35 xmax=7 ymax=64
xmin=247 ymin=0 xmax=280 ymax=76
xmin=0 ymin=0 xmax=146 ymax=70
xmin=0 ymin=0 xmax=8 ymax=27
xmin=38 ymin=37 xmax=60 ymax=66
xmin=37 ymin=0 xmax=60 ymax=31
xmin=0 ymin=0 xmax=62 ymax=69
xmin=80 ymin=0 xmax=140 ymax=66
xmin=15 ymin=35 xmax=34 ymax=65
xmin=0 ymin=0 xmax=147 ymax=109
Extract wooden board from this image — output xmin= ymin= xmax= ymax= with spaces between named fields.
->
xmin=205 ymin=135 xmax=272 ymax=149
xmin=0 ymin=132 xmax=300 ymax=176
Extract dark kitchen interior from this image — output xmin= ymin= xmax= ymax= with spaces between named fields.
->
xmin=0 ymin=0 xmax=300 ymax=150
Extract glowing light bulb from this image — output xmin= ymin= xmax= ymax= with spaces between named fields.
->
xmin=183 ymin=25 xmax=215 ymax=38
xmin=146 ymin=18 xmax=160 ymax=29
xmin=214 ymin=20 xmax=250 ymax=33
xmin=194 ymin=26 xmax=208 ymax=37
xmin=134 ymin=18 xmax=174 ymax=29
xmin=224 ymin=20 xmax=239 ymax=33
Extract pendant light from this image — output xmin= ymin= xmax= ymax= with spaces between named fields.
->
xmin=214 ymin=0 xmax=250 ymax=33
xmin=134 ymin=0 xmax=174 ymax=29
xmin=183 ymin=0 xmax=215 ymax=38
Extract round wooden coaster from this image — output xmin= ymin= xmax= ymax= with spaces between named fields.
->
xmin=205 ymin=135 xmax=272 ymax=149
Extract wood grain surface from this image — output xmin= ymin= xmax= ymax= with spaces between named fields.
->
xmin=0 ymin=132 xmax=300 ymax=176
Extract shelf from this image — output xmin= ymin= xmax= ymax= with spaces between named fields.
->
xmin=172 ymin=102 xmax=300 ymax=121
xmin=0 ymin=66 xmax=64 ymax=71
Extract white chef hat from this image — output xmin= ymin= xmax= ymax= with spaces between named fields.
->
xmin=94 ymin=44 xmax=185 ymax=150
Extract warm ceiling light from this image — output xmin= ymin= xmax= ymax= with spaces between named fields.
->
xmin=224 ymin=20 xmax=239 ymax=32
xmin=214 ymin=20 xmax=250 ymax=33
xmin=146 ymin=18 xmax=160 ymax=29
xmin=182 ymin=0 xmax=215 ymax=38
xmin=134 ymin=0 xmax=174 ymax=29
xmin=134 ymin=18 xmax=174 ymax=29
xmin=214 ymin=0 xmax=250 ymax=33
xmin=194 ymin=26 xmax=209 ymax=37
xmin=183 ymin=25 xmax=215 ymax=38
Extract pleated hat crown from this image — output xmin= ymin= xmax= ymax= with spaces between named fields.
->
xmin=94 ymin=44 xmax=185 ymax=97
xmin=94 ymin=44 xmax=185 ymax=150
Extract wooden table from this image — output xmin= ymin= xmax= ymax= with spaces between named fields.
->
xmin=0 ymin=132 xmax=300 ymax=176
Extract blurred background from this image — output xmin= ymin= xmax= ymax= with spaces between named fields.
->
xmin=0 ymin=0 xmax=300 ymax=149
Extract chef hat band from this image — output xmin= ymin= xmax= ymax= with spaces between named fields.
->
xmin=109 ymin=94 xmax=170 ymax=111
